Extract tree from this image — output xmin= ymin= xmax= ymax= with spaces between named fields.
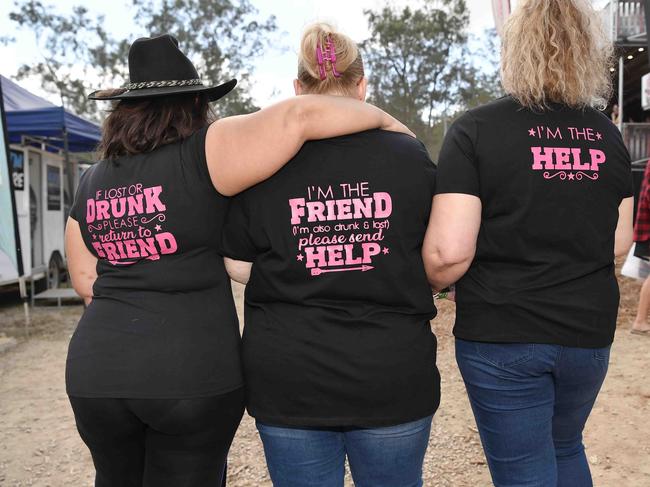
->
xmin=6 ymin=0 xmax=278 ymax=120
xmin=362 ymin=0 xmax=502 ymax=158
xmin=461 ymin=29 xmax=503 ymax=110
xmin=428 ymin=28 xmax=504 ymax=156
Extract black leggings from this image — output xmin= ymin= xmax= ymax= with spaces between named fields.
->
xmin=69 ymin=388 xmax=244 ymax=487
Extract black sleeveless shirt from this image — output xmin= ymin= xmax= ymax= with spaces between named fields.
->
xmin=66 ymin=127 xmax=243 ymax=398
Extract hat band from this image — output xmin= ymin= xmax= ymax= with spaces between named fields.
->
xmin=124 ymin=78 xmax=203 ymax=90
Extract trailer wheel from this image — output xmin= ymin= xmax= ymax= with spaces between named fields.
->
xmin=48 ymin=253 xmax=63 ymax=289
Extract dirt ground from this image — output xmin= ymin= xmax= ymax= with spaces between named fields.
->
xmin=1 ymin=274 xmax=649 ymax=487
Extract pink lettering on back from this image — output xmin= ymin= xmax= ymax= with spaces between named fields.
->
xmin=589 ymin=149 xmax=606 ymax=171
xmin=144 ymin=186 xmax=166 ymax=213
xmin=95 ymin=200 xmax=110 ymax=220
xmin=373 ymin=193 xmax=393 ymax=218
xmin=289 ymin=198 xmax=306 ymax=225
xmin=531 ymin=147 xmax=555 ymax=170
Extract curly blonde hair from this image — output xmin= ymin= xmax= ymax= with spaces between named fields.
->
xmin=501 ymin=0 xmax=614 ymax=110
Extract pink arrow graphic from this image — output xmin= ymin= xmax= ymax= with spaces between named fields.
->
xmin=311 ymin=265 xmax=374 ymax=276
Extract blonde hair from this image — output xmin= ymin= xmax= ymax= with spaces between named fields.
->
xmin=297 ymin=22 xmax=365 ymax=96
xmin=501 ymin=0 xmax=613 ymax=110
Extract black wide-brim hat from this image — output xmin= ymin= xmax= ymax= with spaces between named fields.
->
xmin=88 ymin=34 xmax=236 ymax=102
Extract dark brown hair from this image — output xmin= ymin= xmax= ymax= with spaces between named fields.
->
xmin=97 ymin=92 xmax=214 ymax=160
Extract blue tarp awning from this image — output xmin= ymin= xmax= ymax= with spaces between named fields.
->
xmin=1 ymin=75 xmax=100 ymax=153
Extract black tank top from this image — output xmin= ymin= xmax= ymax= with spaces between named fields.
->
xmin=66 ymin=127 xmax=243 ymax=398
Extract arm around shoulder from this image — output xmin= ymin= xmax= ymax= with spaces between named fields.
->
xmin=204 ymin=96 xmax=412 ymax=196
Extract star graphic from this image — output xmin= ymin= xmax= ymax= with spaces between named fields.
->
xmin=154 ymin=224 xmax=162 ymax=232
xmin=596 ymin=132 xmax=602 ymax=140
xmin=382 ymin=247 xmax=390 ymax=255
xmin=296 ymin=254 xmax=304 ymax=262
xmin=568 ymin=173 xmax=575 ymax=180
xmin=528 ymin=128 xmax=536 ymax=137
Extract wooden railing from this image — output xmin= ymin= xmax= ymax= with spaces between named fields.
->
xmin=623 ymin=123 xmax=650 ymax=163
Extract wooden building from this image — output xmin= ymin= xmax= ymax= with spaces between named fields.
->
xmin=605 ymin=0 xmax=650 ymax=166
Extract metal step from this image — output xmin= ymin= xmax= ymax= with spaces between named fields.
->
xmin=33 ymin=288 xmax=82 ymax=307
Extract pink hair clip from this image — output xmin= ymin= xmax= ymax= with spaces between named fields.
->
xmin=316 ymin=35 xmax=341 ymax=80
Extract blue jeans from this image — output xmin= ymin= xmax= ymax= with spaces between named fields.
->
xmin=455 ymin=339 xmax=611 ymax=487
xmin=256 ymin=415 xmax=433 ymax=487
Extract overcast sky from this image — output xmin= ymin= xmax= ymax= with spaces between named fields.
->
xmin=0 ymin=0 xmax=610 ymax=110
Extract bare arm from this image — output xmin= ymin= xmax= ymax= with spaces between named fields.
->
xmin=615 ymin=196 xmax=634 ymax=258
xmin=422 ymin=194 xmax=482 ymax=291
xmin=65 ymin=218 xmax=97 ymax=305
xmin=224 ymin=258 xmax=252 ymax=285
xmin=206 ymin=95 xmax=413 ymax=196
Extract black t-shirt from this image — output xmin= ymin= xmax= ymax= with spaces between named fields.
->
xmin=66 ymin=127 xmax=243 ymax=398
xmin=222 ymin=129 xmax=440 ymax=428
xmin=436 ymin=96 xmax=634 ymax=348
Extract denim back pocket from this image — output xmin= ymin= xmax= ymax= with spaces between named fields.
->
xmin=474 ymin=342 xmax=535 ymax=368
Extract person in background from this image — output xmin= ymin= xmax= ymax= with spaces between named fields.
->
xmin=221 ymin=23 xmax=439 ymax=487
xmin=422 ymin=1 xmax=634 ymax=486
xmin=65 ymin=34 xmax=410 ymax=487
xmin=631 ymin=160 xmax=650 ymax=335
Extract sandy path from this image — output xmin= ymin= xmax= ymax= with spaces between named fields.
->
xmin=0 ymin=277 xmax=648 ymax=486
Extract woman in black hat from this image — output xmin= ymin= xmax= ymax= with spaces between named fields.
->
xmin=64 ymin=34 xmax=410 ymax=487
